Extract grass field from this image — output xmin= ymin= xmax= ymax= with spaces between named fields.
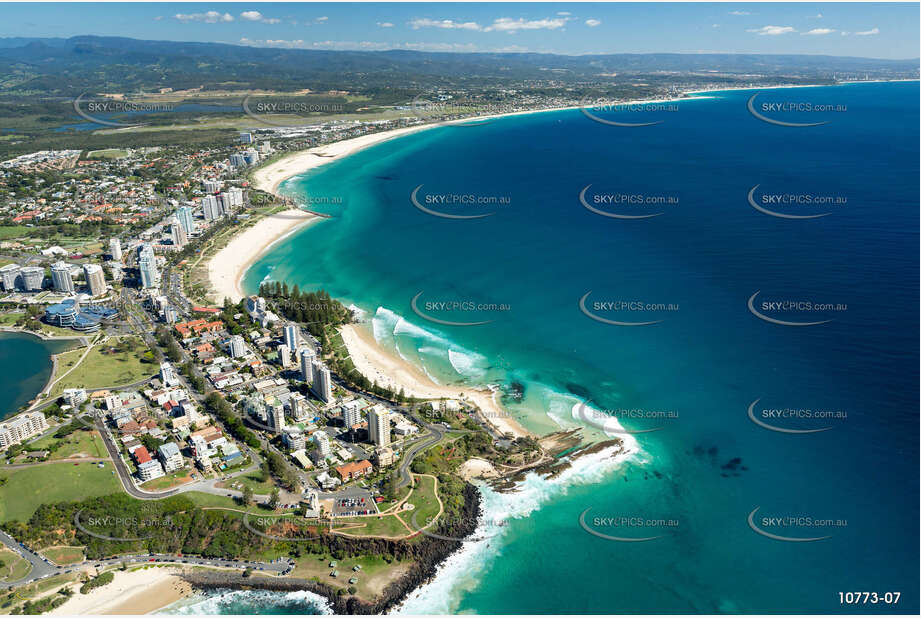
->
xmin=29 ymin=430 xmax=106 ymax=460
xmin=139 ymin=470 xmax=194 ymax=490
xmin=375 ymin=484 xmax=412 ymax=513
xmin=39 ymin=546 xmax=84 ymax=566
xmin=0 ymin=547 xmax=32 ymax=582
xmin=0 ymin=312 xmax=25 ymax=326
xmin=406 ymin=475 xmax=441 ymax=527
xmin=38 ymin=322 xmax=83 ymax=338
xmin=331 ymin=513 xmax=411 ymax=538
xmin=0 ymin=571 xmax=80 ymax=610
xmin=0 ymin=462 xmax=122 ymax=523
xmin=182 ymin=491 xmax=246 ymax=510
xmin=49 ymin=337 xmax=154 ymax=397
xmin=290 ymin=553 xmax=410 ymax=601
xmin=85 ymin=148 xmax=130 ymax=159
xmin=0 ymin=226 xmax=29 ymax=241
xmin=218 ymin=471 xmax=276 ymax=495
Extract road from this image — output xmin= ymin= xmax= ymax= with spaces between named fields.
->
xmin=91 ymin=414 xmax=262 ymax=501
xmin=394 ymin=422 xmax=445 ymax=488
xmin=0 ymin=528 xmax=292 ymax=590
xmin=0 ymin=529 xmax=58 ymax=588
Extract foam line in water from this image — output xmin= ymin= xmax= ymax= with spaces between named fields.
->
xmin=397 ymin=440 xmax=640 ymax=614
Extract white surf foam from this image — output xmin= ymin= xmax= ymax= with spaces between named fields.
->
xmin=397 ymin=439 xmax=640 ymax=614
xmin=447 ymin=348 xmax=488 ymax=378
xmin=165 ymin=589 xmax=332 ymax=615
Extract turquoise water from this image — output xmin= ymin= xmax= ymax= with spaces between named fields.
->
xmin=0 ymin=331 xmax=74 ymax=421
xmin=233 ymin=82 xmax=918 ymax=614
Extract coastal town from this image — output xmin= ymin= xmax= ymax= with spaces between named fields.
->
xmin=0 ymin=11 xmax=916 ymax=614
xmin=0 ymin=113 xmax=574 ymax=615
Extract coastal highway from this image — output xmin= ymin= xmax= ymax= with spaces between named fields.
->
xmin=0 ymin=530 xmax=59 ymax=588
xmin=0 ymin=528 xmax=292 ymax=590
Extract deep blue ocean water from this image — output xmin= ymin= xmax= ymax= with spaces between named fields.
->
xmin=0 ymin=332 xmax=74 ymax=421
xmin=206 ymin=82 xmax=918 ymax=614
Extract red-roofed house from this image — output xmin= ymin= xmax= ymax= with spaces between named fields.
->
xmin=334 ymin=460 xmax=373 ymax=482
xmin=133 ymin=446 xmax=152 ymax=464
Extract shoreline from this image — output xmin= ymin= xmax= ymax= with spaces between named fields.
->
xmin=0 ymin=328 xmax=83 ymax=418
xmin=218 ymin=78 xmax=907 ymax=440
xmin=247 ymin=79 xmax=916 ymax=201
xmin=250 ymin=95 xmax=709 ymax=199
xmin=339 ymin=323 xmax=532 ymax=439
xmin=207 ymin=208 xmax=319 ymax=304
xmin=49 ymin=567 xmax=193 ymax=615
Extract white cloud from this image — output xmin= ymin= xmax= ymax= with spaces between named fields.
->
xmin=240 ymin=11 xmax=280 ymax=24
xmin=814 ymin=13 xmax=824 ymax=19
xmin=409 ymin=16 xmax=570 ymax=33
xmin=840 ymin=31 xmax=850 ymax=36
xmin=485 ymin=17 xmax=569 ymax=32
xmin=174 ymin=11 xmax=234 ymax=24
xmin=712 ymin=24 xmax=721 ymax=28
xmin=377 ymin=22 xmax=394 ymax=28
xmin=585 ymin=19 xmax=601 ymax=27
xmin=729 ymin=11 xmax=750 ymax=16
xmin=747 ymin=25 xmax=796 ymax=36
xmin=557 ymin=11 xmax=571 ymax=16
xmin=803 ymin=28 xmax=835 ymax=36
xmin=409 ymin=18 xmax=483 ymax=31
xmin=315 ymin=16 xmax=328 ymax=22
xmin=855 ymin=27 xmax=879 ymax=36
xmin=238 ymin=37 xmax=529 ymax=53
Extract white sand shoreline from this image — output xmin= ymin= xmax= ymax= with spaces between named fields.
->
xmin=207 ymin=208 xmax=318 ymax=304
xmin=250 ymin=93 xmax=721 ymax=198
xmin=218 ymin=79 xmax=898 ymax=440
xmin=250 ymin=78 xmax=913 ymax=201
xmin=49 ymin=566 xmax=192 ymax=615
xmin=340 ymin=323 xmax=531 ymax=439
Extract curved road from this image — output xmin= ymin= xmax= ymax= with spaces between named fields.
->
xmin=394 ymin=423 xmax=445 ymax=489
xmin=92 ymin=416 xmax=262 ymax=501
xmin=0 ymin=527 xmax=292 ymax=590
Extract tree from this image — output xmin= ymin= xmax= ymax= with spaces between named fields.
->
xmin=242 ymin=485 xmax=254 ymax=506
xmin=268 ymin=487 xmax=281 ymax=510
xmin=258 ymin=461 xmax=270 ymax=483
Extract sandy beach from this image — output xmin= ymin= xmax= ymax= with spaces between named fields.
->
xmin=339 ymin=323 xmax=531 ymax=438
xmin=459 ymin=457 xmax=500 ymax=481
xmin=207 ymin=208 xmax=318 ymax=304
xmin=229 ymin=87 xmax=831 ymax=440
xmin=50 ymin=566 xmax=192 ymax=615
xmin=250 ymin=99 xmax=698 ymax=198
xmin=251 ymin=124 xmax=441 ymax=196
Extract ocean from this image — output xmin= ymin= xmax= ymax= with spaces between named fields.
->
xmin=179 ymin=81 xmax=920 ymax=614
xmin=0 ymin=331 xmax=75 ymax=421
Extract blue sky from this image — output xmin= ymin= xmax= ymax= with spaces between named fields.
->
xmin=3 ymin=3 xmax=918 ymax=59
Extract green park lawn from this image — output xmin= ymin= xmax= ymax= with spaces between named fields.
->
xmin=50 ymin=337 xmax=155 ymax=397
xmin=0 ymin=547 xmax=32 ymax=582
xmin=0 ymin=461 xmax=121 ymax=523
xmin=218 ymin=472 xmax=276 ymax=495
xmin=139 ymin=470 xmax=194 ymax=491
xmin=406 ymin=474 xmax=441 ymax=526
xmin=331 ymin=513 xmax=410 ymax=538
xmin=291 ymin=553 xmax=410 ymax=601
xmin=39 ymin=546 xmax=84 ymax=566
xmin=29 ymin=429 xmax=106 ymax=460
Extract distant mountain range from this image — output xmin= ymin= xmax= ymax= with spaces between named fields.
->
xmin=0 ymin=35 xmax=917 ymax=95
